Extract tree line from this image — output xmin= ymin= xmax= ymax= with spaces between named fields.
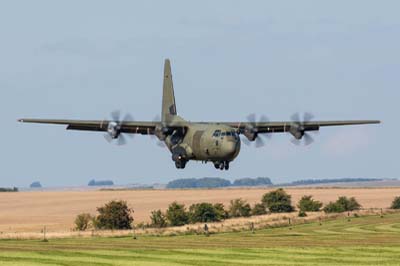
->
xmin=166 ymin=177 xmax=272 ymax=189
xmin=74 ymin=190 xmax=400 ymax=231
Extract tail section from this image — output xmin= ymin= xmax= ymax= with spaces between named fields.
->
xmin=162 ymin=59 xmax=177 ymax=123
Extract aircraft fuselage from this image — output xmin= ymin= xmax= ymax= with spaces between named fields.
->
xmin=165 ymin=123 xmax=240 ymax=170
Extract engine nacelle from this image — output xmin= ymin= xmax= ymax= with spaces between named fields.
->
xmin=289 ymin=124 xmax=304 ymax=140
xmin=244 ymin=127 xmax=257 ymax=141
xmin=107 ymin=122 xmax=121 ymax=139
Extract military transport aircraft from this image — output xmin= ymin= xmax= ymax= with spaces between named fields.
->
xmin=19 ymin=59 xmax=380 ymax=170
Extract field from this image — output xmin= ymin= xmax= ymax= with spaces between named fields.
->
xmin=1 ymin=187 xmax=400 ymax=233
xmin=1 ymin=212 xmax=400 ymax=265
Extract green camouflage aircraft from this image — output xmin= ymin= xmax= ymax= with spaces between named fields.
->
xmin=19 ymin=59 xmax=380 ymax=170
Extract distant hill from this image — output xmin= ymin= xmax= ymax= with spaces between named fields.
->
xmin=0 ymin=187 xmax=18 ymax=192
xmin=88 ymin=179 xmax=114 ymax=186
xmin=166 ymin=178 xmax=230 ymax=189
xmin=166 ymin=177 xmax=273 ymax=189
xmin=30 ymin=182 xmax=42 ymax=188
xmin=278 ymin=178 xmax=384 ymax=187
xmin=232 ymin=177 xmax=272 ymax=187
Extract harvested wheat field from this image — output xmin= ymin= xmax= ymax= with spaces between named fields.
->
xmin=0 ymin=187 xmax=399 ymax=233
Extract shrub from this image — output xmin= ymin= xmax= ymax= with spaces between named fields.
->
xmin=166 ymin=202 xmax=189 ymax=226
xmin=337 ymin=196 xmax=361 ymax=211
xmin=74 ymin=213 xmax=93 ymax=231
xmin=261 ymin=189 xmax=294 ymax=213
xmin=95 ymin=200 xmax=133 ymax=230
xmin=251 ymin=203 xmax=267 ymax=216
xmin=213 ymin=203 xmax=229 ymax=220
xmin=297 ymin=195 xmax=323 ymax=212
xmin=149 ymin=210 xmax=167 ymax=228
xmin=323 ymin=196 xmax=361 ymax=213
xmin=188 ymin=203 xmax=222 ymax=223
xmin=323 ymin=202 xmax=346 ymax=213
xmin=390 ymin=197 xmax=400 ymax=209
xmin=298 ymin=210 xmax=307 ymax=217
xmin=228 ymin=198 xmax=251 ymax=218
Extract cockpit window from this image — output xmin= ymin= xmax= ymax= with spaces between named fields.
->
xmin=221 ymin=132 xmax=226 ymax=137
xmin=213 ymin=130 xmax=221 ymax=137
xmin=226 ymin=132 xmax=232 ymax=136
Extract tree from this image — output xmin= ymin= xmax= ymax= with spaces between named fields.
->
xmin=323 ymin=196 xmax=361 ymax=213
xmin=337 ymin=196 xmax=361 ymax=211
xmin=391 ymin=197 xmax=400 ymax=209
xmin=149 ymin=210 xmax=167 ymax=228
xmin=74 ymin=213 xmax=93 ymax=231
xmin=188 ymin=203 xmax=222 ymax=223
xmin=261 ymin=189 xmax=294 ymax=213
xmin=297 ymin=195 xmax=323 ymax=212
xmin=251 ymin=203 xmax=267 ymax=216
xmin=95 ymin=200 xmax=133 ymax=230
xmin=213 ymin=203 xmax=229 ymax=220
xmin=323 ymin=202 xmax=346 ymax=213
xmin=228 ymin=198 xmax=251 ymax=218
xmin=166 ymin=202 xmax=189 ymax=226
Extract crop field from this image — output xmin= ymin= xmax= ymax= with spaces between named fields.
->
xmin=1 ymin=212 xmax=400 ymax=265
xmin=1 ymin=187 xmax=400 ymax=233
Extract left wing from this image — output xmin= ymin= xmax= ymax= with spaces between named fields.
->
xmin=18 ymin=119 xmax=158 ymax=135
xmin=223 ymin=120 xmax=381 ymax=134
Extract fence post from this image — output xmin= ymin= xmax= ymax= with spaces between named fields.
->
xmin=43 ymin=226 xmax=48 ymax=242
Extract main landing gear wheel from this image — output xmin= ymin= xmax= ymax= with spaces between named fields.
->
xmin=214 ymin=161 xmax=230 ymax=171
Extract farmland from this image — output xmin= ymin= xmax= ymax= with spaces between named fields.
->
xmin=1 ymin=187 xmax=400 ymax=233
xmin=1 ymin=212 xmax=400 ymax=265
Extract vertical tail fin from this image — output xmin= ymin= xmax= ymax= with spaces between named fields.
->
xmin=162 ymin=59 xmax=177 ymax=123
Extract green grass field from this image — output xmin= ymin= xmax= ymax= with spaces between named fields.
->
xmin=1 ymin=213 xmax=400 ymax=265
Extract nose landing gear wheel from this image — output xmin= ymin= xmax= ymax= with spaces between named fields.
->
xmin=175 ymin=160 xmax=187 ymax=169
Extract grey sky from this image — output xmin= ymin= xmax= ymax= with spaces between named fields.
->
xmin=0 ymin=1 xmax=398 ymax=187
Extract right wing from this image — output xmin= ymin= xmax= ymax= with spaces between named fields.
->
xmin=18 ymin=119 xmax=159 ymax=135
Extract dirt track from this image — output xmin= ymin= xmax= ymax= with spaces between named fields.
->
xmin=0 ymin=187 xmax=399 ymax=233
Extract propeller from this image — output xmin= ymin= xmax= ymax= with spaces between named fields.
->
xmin=289 ymin=112 xmax=317 ymax=146
xmin=151 ymin=115 xmax=166 ymax=148
xmin=242 ymin=113 xmax=271 ymax=148
xmin=104 ymin=110 xmax=134 ymax=146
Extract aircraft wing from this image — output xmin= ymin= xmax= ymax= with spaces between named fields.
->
xmin=18 ymin=119 xmax=159 ymax=135
xmin=224 ymin=120 xmax=381 ymax=134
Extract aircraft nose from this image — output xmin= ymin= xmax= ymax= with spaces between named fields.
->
xmin=223 ymin=138 xmax=239 ymax=157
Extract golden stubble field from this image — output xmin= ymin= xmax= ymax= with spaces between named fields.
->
xmin=0 ymin=187 xmax=399 ymax=233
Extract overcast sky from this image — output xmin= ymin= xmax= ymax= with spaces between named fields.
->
xmin=1 ymin=1 xmax=399 ymax=187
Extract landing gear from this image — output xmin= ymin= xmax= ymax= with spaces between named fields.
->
xmin=175 ymin=160 xmax=187 ymax=169
xmin=214 ymin=161 xmax=230 ymax=171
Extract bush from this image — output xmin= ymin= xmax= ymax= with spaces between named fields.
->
xmin=391 ymin=197 xmax=400 ymax=209
xmin=228 ymin=198 xmax=251 ymax=218
xmin=297 ymin=195 xmax=323 ymax=212
xmin=213 ymin=203 xmax=229 ymax=220
xmin=166 ymin=202 xmax=189 ymax=226
xmin=298 ymin=210 xmax=307 ymax=217
xmin=149 ymin=210 xmax=167 ymax=228
xmin=95 ymin=200 xmax=133 ymax=230
xmin=74 ymin=213 xmax=93 ymax=231
xmin=337 ymin=196 xmax=361 ymax=211
xmin=323 ymin=202 xmax=346 ymax=213
xmin=261 ymin=189 xmax=294 ymax=213
xmin=323 ymin=196 xmax=361 ymax=213
xmin=251 ymin=203 xmax=267 ymax=216
xmin=188 ymin=203 xmax=223 ymax=223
